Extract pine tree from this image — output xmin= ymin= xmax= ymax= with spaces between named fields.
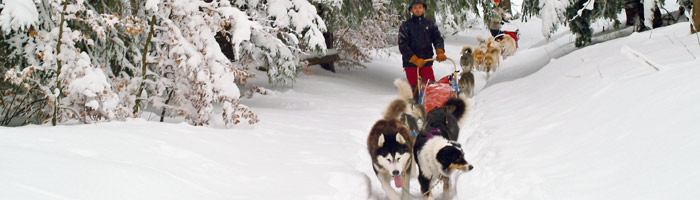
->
xmin=144 ymin=0 xmax=258 ymax=127
xmin=522 ymin=0 xmax=626 ymax=47
xmin=233 ymin=0 xmax=328 ymax=86
xmin=538 ymin=0 xmax=569 ymax=38
xmin=563 ymin=0 xmax=625 ymax=47
xmin=566 ymin=0 xmax=594 ymax=47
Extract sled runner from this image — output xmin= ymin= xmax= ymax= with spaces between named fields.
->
xmin=414 ymin=57 xmax=460 ymax=113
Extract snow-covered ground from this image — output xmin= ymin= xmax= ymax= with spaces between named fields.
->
xmin=2 ymin=15 xmax=700 ymax=200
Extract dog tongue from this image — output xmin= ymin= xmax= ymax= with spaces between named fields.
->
xmin=394 ymin=175 xmax=402 ymax=188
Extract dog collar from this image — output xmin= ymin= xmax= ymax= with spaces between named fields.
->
xmin=425 ymin=129 xmax=440 ymax=140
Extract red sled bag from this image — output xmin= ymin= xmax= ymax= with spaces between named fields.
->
xmin=495 ymin=30 xmax=519 ymax=48
xmin=423 ymin=76 xmax=454 ymax=113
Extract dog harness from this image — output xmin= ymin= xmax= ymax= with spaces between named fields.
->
xmin=425 ymin=129 xmax=440 ymax=140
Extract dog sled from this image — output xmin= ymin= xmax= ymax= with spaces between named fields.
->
xmin=414 ymin=57 xmax=462 ymax=113
xmin=495 ymin=29 xmax=520 ymax=48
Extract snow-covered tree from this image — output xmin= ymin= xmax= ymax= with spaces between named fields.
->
xmin=313 ymin=0 xmax=400 ymax=69
xmin=233 ymin=0 xmax=328 ymax=86
xmin=1 ymin=0 xmax=259 ymax=127
xmin=2 ymin=0 xmax=127 ymax=125
xmin=538 ymin=0 xmax=569 ymax=38
xmin=522 ymin=0 xmax=624 ymax=47
xmin=142 ymin=0 xmax=258 ymax=127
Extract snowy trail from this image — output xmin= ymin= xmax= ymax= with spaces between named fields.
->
xmin=483 ymin=26 xmax=636 ymax=89
xmin=1 ymin=19 xmax=699 ymax=200
xmin=452 ymin=23 xmax=700 ymax=200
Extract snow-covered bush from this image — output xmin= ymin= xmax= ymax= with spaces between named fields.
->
xmin=233 ymin=0 xmax=327 ymax=86
xmin=2 ymin=0 xmax=127 ymax=125
xmin=144 ymin=0 xmax=258 ymax=127
xmin=1 ymin=0 xmax=260 ymax=127
xmin=332 ymin=4 xmax=399 ymax=68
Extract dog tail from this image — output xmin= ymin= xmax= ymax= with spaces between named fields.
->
xmin=460 ymin=46 xmax=473 ymax=55
xmin=445 ymin=96 xmax=467 ymax=122
xmin=394 ymin=79 xmax=413 ymax=100
xmin=384 ymin=99 xmax=407 ymax=120
xmin=488 ymin=46 xmax=501 ymax=55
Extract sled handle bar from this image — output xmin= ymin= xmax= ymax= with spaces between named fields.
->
xmin=414 ymin=57 xmax=459 ymax=98
xmin=423 ymin=57 xmax=458 ymax=73
xmin=422 ymin=57 xmax=459 ymax=83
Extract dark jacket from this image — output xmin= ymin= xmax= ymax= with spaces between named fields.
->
xmin=398 ymin=15 xmax=444 ymax=68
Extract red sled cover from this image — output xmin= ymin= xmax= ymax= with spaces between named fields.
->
xmin=504 ymin=30 xmax=518 ymax=48
xmin=423 ymin=76 xmax=454 ymax=113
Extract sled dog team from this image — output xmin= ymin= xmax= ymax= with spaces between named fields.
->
xmin=457 ymin=34 xmax=517 ymax=97
xmin=368 ymin=79 xmax=473 ymax=200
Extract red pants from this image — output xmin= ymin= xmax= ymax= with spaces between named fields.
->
xmin=404 ymin=66 xmax=435 ymax=86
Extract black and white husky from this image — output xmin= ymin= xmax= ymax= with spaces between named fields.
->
xmin=367 ymin=98 xmax=415 ymax=200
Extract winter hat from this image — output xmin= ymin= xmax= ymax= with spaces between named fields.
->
xmin=408 ymin=1 xmax=427 ymax=10
xmin=493 ymin=0 xmax=501 ymax=4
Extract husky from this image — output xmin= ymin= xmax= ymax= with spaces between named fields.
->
xmin=393 ymin=79 xmax=426 ymax=136
xmin=368 ymin=96 xmax=416 ymax=200
xmin=414 ymin=132 xmax=473 ymax=200
xmin=471 ymin=47 xmax=486 ymax=72
xmin=483 ymin=47 xmax=500 ymax=80
xmin=459 ymin=47 xmax=476 ymax=97
xmin=499 ymin=34 xmax=517 ymax=59
xmin=459 ymin=46 xmax=475 ymax=72
xmin=458 ymin=71 xmax=475 ymax=97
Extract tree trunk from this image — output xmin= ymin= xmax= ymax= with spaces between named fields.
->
xmin=693 ymin=0 xmax=699 ymax=33
xmin=53 ymin=1 xmax=69 ymax=126
xmin=316 ymin=3 xmax=336 ymax=72
xmin=305 ymin=53 xmax=339 ymax=66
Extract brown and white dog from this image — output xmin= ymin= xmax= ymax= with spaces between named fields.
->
xmin=499 ymin=34 xmax=517 ymax=59
xmin=472 ymin=47 xmax=486 ymax=72
xmin=484 ymin=45 xmax=501 ymax=79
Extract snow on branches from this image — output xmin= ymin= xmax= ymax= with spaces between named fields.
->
xmin=233 ymin=0 xmax=328 ymax=86
xmin=540 ymin=0 xmax=569 ymax=38
xmin=0 ymin=0 xmax=40 ymax=34
xmin=2 ymin=0 xmax=262 ymax=127
xmin=3 ymin=0 xmax=127 ymax=124
xmin=147 ymin=0 xmax=258 ymax=127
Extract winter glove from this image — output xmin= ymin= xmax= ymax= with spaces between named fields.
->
xmin=436 ymin=49 xmax=447 ymax=62
xmin=410 ymin=55 xmax=427 ymax=67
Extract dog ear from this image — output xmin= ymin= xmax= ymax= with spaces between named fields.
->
xmin=396 ymin=133 xmax=406 ymax=145
xmin=378 ymin=134 xmax=385 ymax=147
